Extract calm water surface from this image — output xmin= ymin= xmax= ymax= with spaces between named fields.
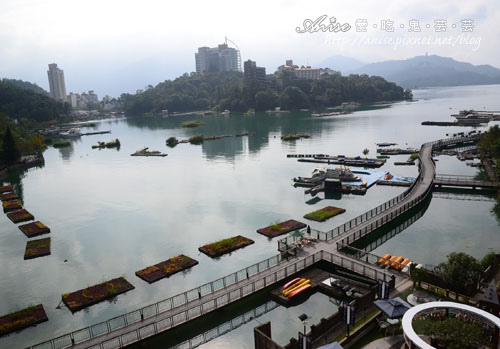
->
xmin=0 ymin=85 xmax=499 ymax=347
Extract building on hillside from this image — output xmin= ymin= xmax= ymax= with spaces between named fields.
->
xmin=244 ymin=60 xmax=267 ymax=87
xmin=47 ymin=63 xmax=67 ymax=102
xmin=195 ymin=42 xmax=241 ymax=73
xmin=276 ymin=59 xmax=321 ymax=80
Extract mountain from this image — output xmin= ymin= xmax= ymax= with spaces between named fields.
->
xmin=1 ymin=78 xmax=49 ymax=96
xmin=348 ymin=55 xmax=500 ymax=88
xmin=317 ymin=55 xmax=366 ymax=73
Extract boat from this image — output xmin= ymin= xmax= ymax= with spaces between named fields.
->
xmin=283 ymin=278 xmax=302 ymax=290
xmin=311 ymin=166 xmax=360 ymax=181
xmin=221 ymin=109 xmax=230 ymax=116
xmin=384 ymin=173 xmax=394 ymax=180
xmin=288 ymin=283 xmax=311 ymax=299
xmin=59 ymin=128 xmax=81 ymax=138
xmin=378 ymin=254 xmax=391 ymax=265
xmin=283 ymin=279 xmax=310 ymax=297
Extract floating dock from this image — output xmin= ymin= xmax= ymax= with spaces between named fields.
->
xmin=377 ymin=148 xmax=418 ymax=155
xmin=288 ymin=154 xmax=385 ymax=168
xmin=377 ymin=176 xmax=416 ymax=187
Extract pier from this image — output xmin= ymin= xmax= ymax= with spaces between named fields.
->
xmin=434 ymin=174 xmax=500 ymax=189
xmin=29 ymin=135 xmax=481 ymax=349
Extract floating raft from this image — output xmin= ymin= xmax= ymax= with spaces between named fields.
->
xmin=0 ymin=304 xmax=48 ymax=336
xmin=0 ymin=185 xmax=14 ymax=194
xmin=394 ymin=161 xmax=415 ymax=166
xmin=2 ymin=200 xmax=22 ymax=213
xmin=62 ymin=277 xmax=135 ymax=312
xmin=199 ymin=235 xmax=254 ymax=258
xmin=303 ymin=206 xmax=346 ymax=222
xmin=257 ymin=220 xmax=306 ymax=238
xmin=131 ymin=147 xmax=168 ymax=157
xmin=82 ymin=130 xmax=111 ymax=136
xmin=377 ymin=148 xmax=418 ymax=155
xmin=136 ymin=255 xmax=198 ymax=283
xmin=24 ymin=238 xmax=51 ymax=260
xmin=0 ymin=192 xmax=18 ymax=201
xmin=7 ymin=209 xmax=34 ymax=223
xmin=19 ymin=221 xmax=51 ymax=238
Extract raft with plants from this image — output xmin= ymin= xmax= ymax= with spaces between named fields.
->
xmin=62 ymin=277 xmax=135 ymax=312
xmin=24 ymin=238 xmax=51 ymax=260
xmin=181 ymin=121 xmax=205 ymax=128
xmin=303 ymin=206 xmax=346 ymax=222
xmin=281 ymin=134 xmax=310 ymax=141
xmin=198 ymin=235 xmax=255 ymax=258
xmin=131 ymin=147 xmax=168 ymax=157
xmin=0 ymin=185 xmax=14 ymax=194
xmin=0 ymin=304 xmax=48 ymax=336
xmin=19 ymin=221 xmax=50 ymax=238
xmin=0 ymin=192 xmax=18 ymax=201
xmin=92 ymin=139 xmax=121 ymax=149
xmin=257 ymin=220 xmax=307 ymax=238
xmin=53 ymin=141 xmax=71 ymax=148
xmin=7 ymin=209 xmax=34 ymax=223
xmin=2 ymin=200 xmax=22 ymax=213
xmin=135 ymin=255 xmax=199 ymax=283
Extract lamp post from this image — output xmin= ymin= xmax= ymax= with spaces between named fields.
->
xmin=298 ymin=313 xmax=310 ymax=349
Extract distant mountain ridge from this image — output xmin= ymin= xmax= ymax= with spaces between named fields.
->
xmin=345 ymin=55 xmax=500 ymax=88
xmin=316 ymin=55 xmax=366 ymax=73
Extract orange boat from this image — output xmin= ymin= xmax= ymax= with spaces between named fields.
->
xmin=288 ymin=283 xmax=311 ymax=299
xmin=378 ymin=254 xmax=391 ymax=265
xmin=391 ymin=256 xmax=404 ymax=269
xmin=399 ymin=258 xmax=411 ymax=270
xmin=283 ymin=279 xmax=310 ymax=297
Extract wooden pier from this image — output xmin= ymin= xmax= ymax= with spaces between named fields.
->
xmin=434 ymin=174 xmax=499 ymax=189
xmin=29 ymin=135 xmax=480 ymax=349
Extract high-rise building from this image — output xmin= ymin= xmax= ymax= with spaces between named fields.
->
xmin=195 ymin=43 xmax=241 ymax=73
xmin=244 ymin=60 xmax=266 ymax=87
xmin=47 ymin=63 xmax=67 ymax=102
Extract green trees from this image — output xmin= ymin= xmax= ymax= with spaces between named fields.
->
xmin=438 ymin=252 xmax=482 ymax=295
xmin=422 ymin=317 xmax=488 ymax=349
xmin=1 ymin=126 xmax=20 ymax=164
xmin=121 ymin=71 xmax=411 ymax=115
xmin=479 ymin=124 xmax=500 ymax=169
xmin=363 ymin=148 xmax=369 ymax=158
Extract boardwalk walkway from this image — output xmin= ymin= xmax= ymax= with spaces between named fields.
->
xmin=30 ymin=136 xmax=477 ymax=349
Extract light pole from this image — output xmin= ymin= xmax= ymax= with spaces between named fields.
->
xmin=298 ymin=313 xmax=309 ymax=349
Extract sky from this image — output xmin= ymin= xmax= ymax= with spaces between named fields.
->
xmin=1 ymin=0 xmax=499 ymax=97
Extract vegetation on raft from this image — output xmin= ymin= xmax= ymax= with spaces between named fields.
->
xmin=281 ymin=134 xmax=310 ymax=141
xmin=189 ymin=134 xmax=204 ymax=145
xmin=7 ymin=209 xmax=34 ymax=223
xmin=92 ymin=139 xmax=121 ymax=149
xmin=0 ymin=304 xmax=48 ymax=336
xmin=166 ymin=136 xmax=178 ymax=147
xmin=199 ymin=235 xmax=254 ymax=258
xmin=304 ymin=206 xmax=346 ymax=222
xmin=53 ymin=141 xmax=71 ymax=148
xmin=19 ymin=221 xmax=50 ymax=238
xmin=181 ymin=120 xmax=205 ymax=128
xmin=24 ymin=237 xmax=51 ymax=259
xmin=62 ymin=277 xmax=135 ymax=312
xmin=136 ymin=255 xmax=198 ymax=283
xmin=2 ymin=199 xmax=22 ymax=212
xmin=257 ymin=220 xmax=307 ymax=238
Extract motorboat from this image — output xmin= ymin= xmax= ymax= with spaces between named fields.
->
xmin=59 ymin=128 xmax=81 ymax=138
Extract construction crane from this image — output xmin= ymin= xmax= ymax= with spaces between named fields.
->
xmin=225 ymin=36 xmax=242 ymax=72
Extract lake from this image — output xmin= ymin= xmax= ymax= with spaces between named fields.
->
xmin=0 ymin=84 xmax=499 ymax=348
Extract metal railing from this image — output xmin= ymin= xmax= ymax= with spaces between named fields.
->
xmin=31 ymin=251 xmax=389 ymax=349
xmin=170 ymin=301 xmax=279 ymax=349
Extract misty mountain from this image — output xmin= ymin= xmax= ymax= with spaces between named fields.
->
xmin=348 ymin=55 xmax=500 ymax=88
xmin=317 ymin=55 xmax=366 ymax=73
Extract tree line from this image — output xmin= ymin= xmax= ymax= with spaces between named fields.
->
xmin=120 ymin=70 xmax=412 ymax=115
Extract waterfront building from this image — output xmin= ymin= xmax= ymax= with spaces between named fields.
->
xmin=47 ymin=63 xmax=67 ymax=102
xmin=195 ymin=43 xmax=241 ymax=73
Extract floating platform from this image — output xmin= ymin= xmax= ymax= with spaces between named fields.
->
xmin=19 ymin=221 xmax=50 ymax=238
xmin=376 ymin=142 xmax=397 ymax=147
xmin=288 ymin=154 xmax=385 ymax=168
xmin=3 ymin=200 xmax=22 ymax=213
xmin=0 ymin=304 xmax=48 ymax=336
xmin=377 ymin=176 xmax=416 ymax=187
xmin=377 ymin=148 xmax=418 ymax=155
xmin=257 ymin=220 xmax=306 ymax=238
xmin=136 ymin=255 xmax=198 ymax=283
xmin=394 ymin=161 xmax=415 ymax=166
xmin=82 ymin=130 xmax=111 ymax=136
xmin=62 ymin=277 xmax=135 ymax=312
xmin=199 ymin=235 xmax=254 ymax=258
xmin=131 ymin=147 xmax=168 ymax=157
xmin=7 ymin=209 xmax=34 ymax=223
xmin=269 ymin=268 xmax=360 ymax=307
xmin=303 ymin=206 xmax=346 ymax=222
xmin=0 ymin=192 xmax=18 ymax=201
xmin=24 ymin=238 xmax=51 ymax=260
xmin=344 ymin=170 xmax=388 ymax=188
xmin=0 ymin=185 xmax=14 ymax=194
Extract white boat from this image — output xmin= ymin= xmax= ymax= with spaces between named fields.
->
xmin=59 ymin=128 xmax=81 ymax=138
xmin=221 ymin=109 xmax=230 ymax=115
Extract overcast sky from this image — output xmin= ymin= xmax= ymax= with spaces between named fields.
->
xmin=1 ymin=0 xmax=499 ymax=97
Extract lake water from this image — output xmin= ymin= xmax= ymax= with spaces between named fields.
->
xmin=0 ymin=84 xmax=499 ymax=348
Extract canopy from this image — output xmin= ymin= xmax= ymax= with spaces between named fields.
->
xmin=374 ymin=296 xmax=412 ymax=319
xmin=289 ymin=230 xmax=304 ymax=238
